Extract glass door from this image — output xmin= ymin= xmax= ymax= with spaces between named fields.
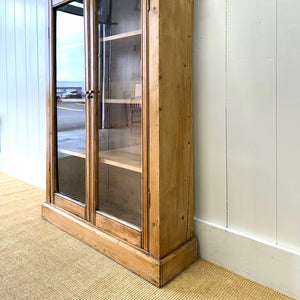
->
xmin=52 ymin=0 xmax=146 ymax=247
xmin=54 ymin=0 xmax=87 ymax=218
xmin=93 ymin=0 xmax=145 ymax=247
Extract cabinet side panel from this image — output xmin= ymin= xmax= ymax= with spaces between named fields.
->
xmin=158 ymin=0 xmax=194 ymax=257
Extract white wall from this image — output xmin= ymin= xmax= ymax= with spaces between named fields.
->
xmin=194 ymin=0 xmax=300 ymax=298
xmin=0 ymin=0 xmax=47 ymax=189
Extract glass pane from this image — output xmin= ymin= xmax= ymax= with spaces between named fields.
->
xmin=97 ymin=0 xmax=142 ymax=228
xmin=55 ymin=1 xmax=86 ymax=203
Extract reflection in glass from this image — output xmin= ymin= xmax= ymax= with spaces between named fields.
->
xmin=97 ymin=0 xmax=142 ymax=228
xmin=55 ymin=1 xmax=86 ymax=203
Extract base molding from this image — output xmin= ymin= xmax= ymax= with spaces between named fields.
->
xmin=41 ymin=202 xmax=197 ymax=287
xmin=0 ymin=153 xmax=46 ymax=189
xmin=194 ymin=218 xmax=300 ymax=299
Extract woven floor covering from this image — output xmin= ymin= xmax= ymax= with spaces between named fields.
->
xmin=0 ymin=172 xmax=294 ymax=300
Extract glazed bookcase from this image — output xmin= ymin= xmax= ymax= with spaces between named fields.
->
xmin=42 ymin=0 xmax=196 ymax=287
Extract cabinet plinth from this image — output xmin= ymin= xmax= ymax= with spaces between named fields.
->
xmin=44 ymin=0 xmax=196 ymax=287
xmin=42 ymin=203 xmax=197 ymax=287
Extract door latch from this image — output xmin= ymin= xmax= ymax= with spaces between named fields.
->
xmin=86 ymin=90 xmax=94 ymax=100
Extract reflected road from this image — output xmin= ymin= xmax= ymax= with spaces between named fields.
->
xmin=57 ymin=102 xmax=85 ymax=131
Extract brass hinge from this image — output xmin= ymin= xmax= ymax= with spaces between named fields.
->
xmin=147 ymin=0 xmax=150 ymax=11
xmin=147 ymin=191 xmax=150 ymax=208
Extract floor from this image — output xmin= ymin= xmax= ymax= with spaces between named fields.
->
xmin=0 ymin=172 xmax=294 ymax=300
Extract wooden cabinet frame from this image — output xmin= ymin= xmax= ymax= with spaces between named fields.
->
xmin=42 ymin=0 xmax=197 ymax=287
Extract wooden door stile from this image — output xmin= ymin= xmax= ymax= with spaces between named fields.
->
xmin=142 ymin=0 xmax=149 ymax=251
xmin=49 ymin=1 xmax=57 ymax=204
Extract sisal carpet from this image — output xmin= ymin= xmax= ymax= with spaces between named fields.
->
xmin=0 ymin=172 xmax=294 ymax=300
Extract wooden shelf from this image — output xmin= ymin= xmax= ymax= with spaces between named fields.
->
xmin=100 ymin=30 xmax=141 ymax=42
xmin=58 ymin=146 xmax=141 ymax=173
xmin=103 ymin=98 xmax=141 ymax=104
xmin=99 ymin=148 xmax=141 ymax=173
xmin=58 ymin=149 xmax=85 ymax=158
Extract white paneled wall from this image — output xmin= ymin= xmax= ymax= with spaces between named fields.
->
xmin=194 ymin=0 xmax=300 ymax=254
xmin=194 ymin=0 xmax=300 ymax=297
xmin=0 ymin=0 xmax=47 ymax=189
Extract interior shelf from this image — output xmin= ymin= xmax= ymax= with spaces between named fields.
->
xmin=100 ymin=30 xmax=142 ymax=42
xmin=99 ymin=148 xmax=141 ymax=173
xmin=103 ymin=98 xmax=141 ymax=104
xmin=58 ymin=149 xmax=85 ymax=159
xmin=58 ymin=145 xmax=141 ymax=173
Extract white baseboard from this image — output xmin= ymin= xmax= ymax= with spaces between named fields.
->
xmin=0 ymin=153 xmax=46 ymax=190
xmin=194 ymin=218 xmax=300 ymax=299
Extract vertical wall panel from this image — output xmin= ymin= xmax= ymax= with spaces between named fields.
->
xmin=25 ymin=0 xmax=40 ymax=163
xmin=15 ymin=0 xmax=29 ymax=160
xmin=277 ymin=0 xmax=300 ymax=252
xmin=0 ymin=1 xmax=8 ymax=155
xmin=227 ymin=0 xmax=277 ymax=242
xmin=37 ymin=0 xmax=47 ymax=168
xmin=193 ymin=0 xmax=227 ymax=225
xmin=5 ymin=0 xmax=18 ymax=157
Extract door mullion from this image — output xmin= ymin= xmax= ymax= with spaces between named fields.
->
xmin=85 ymin=0 xmax=99 ymax=224
xmin=84 ymin=0 xmax=91 ymax=222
